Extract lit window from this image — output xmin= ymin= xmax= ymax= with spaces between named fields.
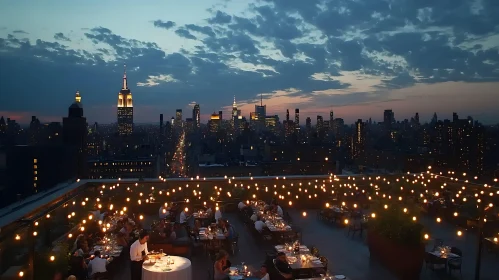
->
xmin=34 ymin=177 xmax=37 ymax=181
xmin=34 ymin=171 xmax=37 ymax=175
xmin=34 ymin=183 xmax=37 ymax=187
xmin=34 ymin=165 xmax=37 ymax=169
xmin=33 ymin=159 xmax=37 ymax=163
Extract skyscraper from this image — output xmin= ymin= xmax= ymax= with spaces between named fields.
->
xmin=193 ymin=104 xmax=200 ymax=128
xmin=329 ymin=110 xmax=334 ymax=130
xmin=232 ymin=97 xmax=239 ymax=132
xmin=63 ymin=90 xmax=87 ymax=177
xmin=232 ymin=96 xmax=238 ymax=119
xmin=160 ymin=114 xmax=164 ymax=139
xmin=117 ymin=65 xmax=133 ymax=135
xmin=352 ymin=119 xmax=365 ymax=160
xmin=383 ymin=109 xmax=394 ymax=129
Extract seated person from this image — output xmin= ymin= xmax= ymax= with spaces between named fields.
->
xmin=276 ymin=204 xmax=284 ymax=217
xmin=222 ymin=220 xmax=236 ymax=240
xmin=250 ymin=212 xmax=258 ymax=222
xmin=179 ymin=208 xmax=192 ymax=224
xmin=88 ymin=250 xmax=108 ymax=277
xmin=243 ymin=205 xmax=254 ymax=217
xmin=215 ymin=206 xmax=223 ymax=221
xmin=254 ymin=217 xmax=267 ymax=233
xmin=159 ymin=204 xmax=170 ymax=219
xmin=238 ymin=201 xmax=246 ymax=210
xmin=192 ymin=220 xmax=201 ymax=241
xmin=252 ymin=264 xmax=270 ymax=280
xmin=73 ymin=240 xmax=89 ymax=258
xmin=173 ymin=222 xmax=190 ymax=244
xmin=69 ymin=254 xmax=87 ymax=280
xmin=164 ymin=223 xmax=177 ymax=242
xmin=214 ymin=250 xmax=231 ymax=280
xmin=120 ymin=221 xmax=134 ymax=237
xmin=274 ymin=252 xmax=293 ymax=279
xmin=217 ymin=218 xmax=225 ymax=229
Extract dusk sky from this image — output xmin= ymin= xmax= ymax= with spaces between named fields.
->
xmin=1 ymin=0 xmax=498 ymax=124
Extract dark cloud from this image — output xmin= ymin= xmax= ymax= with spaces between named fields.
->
xmin=175 ymin=28 xmax=197 ymax=40
xmin=153 ymin=20 xmax=176 ymax=30
xmin=207 ymin=11 xmax=232 ymax=24
xmin=184 ymin=24 xmax=216 ymax=37
xmin=54 ymin=32 xmax=71 ymax=42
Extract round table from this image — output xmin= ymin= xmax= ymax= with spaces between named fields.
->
xmin=142 ymin=256 xmax=192 ymax=280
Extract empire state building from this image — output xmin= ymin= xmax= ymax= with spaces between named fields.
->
xmin=117 ymin=65 xmax=133 ymax=135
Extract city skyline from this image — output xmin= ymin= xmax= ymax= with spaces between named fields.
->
xmin=1 ymin=0 xmax=499 ymax=124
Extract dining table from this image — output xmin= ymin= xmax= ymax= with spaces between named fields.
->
xmin=274 ymin=244 xmax=324 ymax=270
xmin=142 ymin=255 xmax=192 ymax=280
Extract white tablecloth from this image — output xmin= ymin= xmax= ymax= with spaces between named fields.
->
xmin=142 ymin=256 xmax=192 ymax=280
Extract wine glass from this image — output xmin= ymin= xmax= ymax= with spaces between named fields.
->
xmin=159 ymin=249 xmax=163 ymax=255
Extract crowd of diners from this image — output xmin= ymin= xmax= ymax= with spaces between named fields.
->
xmin=63 ymin=208 xmax=146 ymax=280
xmin=234 ymin=199 xmax=335 ymax=280
xmin=55 ymin=197 xmax=336 ymax=280
xmin=151 ymin=202 xmax=238 ymax=256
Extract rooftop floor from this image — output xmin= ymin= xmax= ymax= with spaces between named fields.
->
xmin=111 ymin=209 xmax=498 ymax=280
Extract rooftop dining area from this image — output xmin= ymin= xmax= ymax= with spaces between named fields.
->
xmin=0 ymin=171 xmax=498 ymax=280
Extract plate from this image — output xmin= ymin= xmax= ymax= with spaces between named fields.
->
xmin=334 ymin=275 xmax=346 ymax=279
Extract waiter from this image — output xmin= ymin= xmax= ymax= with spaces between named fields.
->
xmin=130 ymin=230 xmax=150 ymax=280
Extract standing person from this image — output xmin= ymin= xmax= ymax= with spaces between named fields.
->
xmin=130 ymin=230 xmax=149 ymax=280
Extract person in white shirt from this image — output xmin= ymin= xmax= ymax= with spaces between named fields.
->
xmin=179 ymin=208 xmax=191 ymax=224
xmin=88 ymin=250 xmax=108 ymax=277
xmin=250 ymin=213 xmax=258 ymax=222
xmin=215 ymin=207 xmax=222 ymax=221
xmin=159 ymin=205 xmax=169 ymax=219
xmin=130 ymin=230 xmax=149 ymax=280
xmin=277 ymin=205 xmax=284 ymax=217
xmin=254 ymin=217 xmax=266 ymax=232
xmin=238 ymin=201 xmax=246 ymax=210
xmin=258 ymin=265 xmax=270 ymax=280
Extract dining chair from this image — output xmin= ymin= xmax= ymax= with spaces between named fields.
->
xmin=448 ymin=247 xmax=463 ymax=277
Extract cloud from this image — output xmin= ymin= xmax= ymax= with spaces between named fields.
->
xmin=153 ymin=20 xmax=176 ymax=30
xmin=207 ymin=11 xmax=232 ymax=24
xmin=54 ymin=32 xmax=71 ymax=42
xmin=137 ymin=74 xmax=178 ymax=87
xmin=184 ymin=24 xmax=216 ymax=37
xmin=12 ymin=30 xmax=28 ymax=34
xmin=175 ymin=28 xmax=197 ymax=40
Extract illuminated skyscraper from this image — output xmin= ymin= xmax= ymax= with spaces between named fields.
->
xmin=117 ymin=65 xmax=133 ymax=135
xmin=232 ymin=96 xmax=238 ymax=119
xmin=232 ymin=96 xmax=239 ymax=132
xmin=63 ymin=90 xmax=87 ymax=177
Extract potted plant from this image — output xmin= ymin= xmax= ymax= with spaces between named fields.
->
xmin=367 ymin=201 xmax=425 ymax=280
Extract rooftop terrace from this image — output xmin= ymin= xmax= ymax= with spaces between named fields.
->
xmin=0 ymin=172 xmax=497 ymax=280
